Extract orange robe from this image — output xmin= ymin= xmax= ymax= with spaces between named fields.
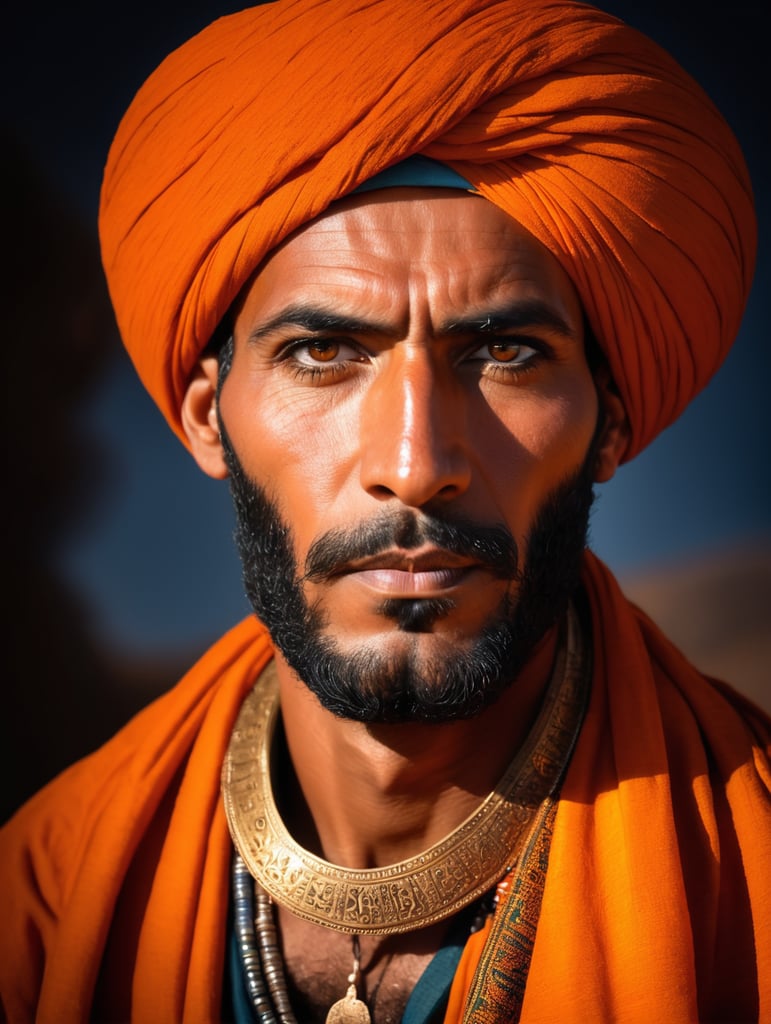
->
xmin=2 ymin=553 xmax=769 ymax=1022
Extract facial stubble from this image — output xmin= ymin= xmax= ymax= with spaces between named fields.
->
xmin=218 ymin=417 xmax=597 ymax=724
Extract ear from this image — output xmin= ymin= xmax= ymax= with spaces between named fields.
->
xmin=180 ymin=355 xmax=229 ymax=480
xmin=592 ymin=365 xmax=630 ymax=483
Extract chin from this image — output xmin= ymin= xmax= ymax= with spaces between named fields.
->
xmin=281 ymin=601 xmax=533 ymax=725
xmin=219 ymin=412 xmax=596 ymax=724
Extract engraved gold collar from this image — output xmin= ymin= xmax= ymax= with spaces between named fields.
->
xmin=222 ymin=604 xmax=589 ymax=935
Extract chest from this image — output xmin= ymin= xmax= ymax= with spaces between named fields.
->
xmin=277 ymin=909 xmax=448 ymax=1024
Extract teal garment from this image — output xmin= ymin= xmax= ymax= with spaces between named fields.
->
xmin=402 ymin=939 xmax=466 ymax=1024
xmin=227 ymin=907 xmax=470 ymax=1024
xmin=352 ymin=154 xmax=473 ymax=194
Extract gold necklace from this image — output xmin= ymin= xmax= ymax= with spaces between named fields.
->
xmin=222 ymin=603 xmax=588 ymax=936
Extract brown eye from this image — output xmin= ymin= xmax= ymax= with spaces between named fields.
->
xmin=289 ymin=338 xmax=363 ymax=372
xmin=465 ymin=339 xmax=539 ymax=372
xmin=488 ymin=342 xmax=521 ymax=363
xmin=306 ymin=340 xmax=340 ymax=362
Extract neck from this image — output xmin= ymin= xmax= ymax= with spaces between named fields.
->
xmin=274 ymin=626 xmax=558 ymax=869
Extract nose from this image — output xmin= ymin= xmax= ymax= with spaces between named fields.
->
xmin=359 ymin=347 xmax=472 ymax=507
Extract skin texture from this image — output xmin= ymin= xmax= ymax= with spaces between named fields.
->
xmin=216 ymin=408 xmax=600 ymax=723
xmin=183 ymin=187 xmax=628 ymax=846
xmin=183 ymin=188 xmax=626 ymax=860
xmin=182 ymin=190 xmax=628 ymax=1020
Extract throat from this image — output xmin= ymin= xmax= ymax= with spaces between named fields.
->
xmin=223 ymin=605 xmax=588 ymax=935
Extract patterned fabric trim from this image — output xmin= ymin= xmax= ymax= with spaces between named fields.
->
xmin=461 ymin=798 xmax=558 ymax=1023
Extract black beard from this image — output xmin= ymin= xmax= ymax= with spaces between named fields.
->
xmin=220 ymin=423 xmax=596 ymax=724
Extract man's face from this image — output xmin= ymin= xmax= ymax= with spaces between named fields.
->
xmin=216 ymin=190 xmax=601 ymax=721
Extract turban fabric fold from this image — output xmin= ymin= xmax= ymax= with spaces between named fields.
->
xmin=99 ymin=0 xmax=756 ymax=460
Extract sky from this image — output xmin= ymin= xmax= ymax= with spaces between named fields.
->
xmin=6 ymin=0 xmax=770 ymax=658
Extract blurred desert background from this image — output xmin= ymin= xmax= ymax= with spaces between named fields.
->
xmin=621 ymin=549 xmax=770 ymax=714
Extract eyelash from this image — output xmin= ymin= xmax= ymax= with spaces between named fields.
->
xmin=287 ymin=360 xmax=350 ymax=383
xmin=280 ymin=338 xmax=548 ymax=383
xmin=479 ymin=353 xmax=544 ymax=382
xmin=282 ymin=339 xmax=359 ymax=382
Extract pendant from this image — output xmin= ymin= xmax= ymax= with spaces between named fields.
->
xmin=326 ymin=983 xmax=371 ymax=1023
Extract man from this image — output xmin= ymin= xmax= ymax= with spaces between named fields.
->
xmin=2 ymin=0 xmax=769 ymax=1021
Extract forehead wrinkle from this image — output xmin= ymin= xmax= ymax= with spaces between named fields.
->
xmin=243 ymin=255 xmax=413 ymax=339
xmin=244 ymin=195 xmax=584 ymax=346
xmin=244 ymin=302 xmax=401 ymax=343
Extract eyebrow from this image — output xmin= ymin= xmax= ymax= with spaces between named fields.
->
xmin=246 ymin=298 xmax=578 ymax=344
xmin=246 ymin=306 xmax=398 ymax=343
xmin=441 ymin=300 xmax=577 ymax=340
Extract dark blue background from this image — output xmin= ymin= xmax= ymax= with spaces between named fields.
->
xmin=6 ymin=0 xmax=769 ymax=660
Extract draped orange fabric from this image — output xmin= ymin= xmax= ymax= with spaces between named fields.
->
xmin=2 ymin=554 xmax=769 ymax=1021
xmin=99 ymin=0 xmax=755 ymax=462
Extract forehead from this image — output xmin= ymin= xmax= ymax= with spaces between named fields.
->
xmin=237 ymin=189 xmax=583 ymax=326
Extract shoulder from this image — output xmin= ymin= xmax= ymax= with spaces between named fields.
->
xmin=539 ymin=556 xmax=771 ymax=1015
xmin=0 ymin=616 xmax=272 ymax=1019
xmin=0 ymin=615 xmax=272 ymax=928
xmin=581 ymin=549 xmax=770 ymax=753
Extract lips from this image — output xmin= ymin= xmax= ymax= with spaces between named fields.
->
xmin=352 ymin=566 xmax=473 ymax=595
xmin=330 ymin=547 xmax=480 ymax=596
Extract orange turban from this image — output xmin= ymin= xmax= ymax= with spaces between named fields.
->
xmin=99 ymin=0 xmax=756 ymax=460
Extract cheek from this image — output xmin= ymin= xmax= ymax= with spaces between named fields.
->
xmin=221 ymin=376 xmax=362 ymax=524
xmin=523 ymin=390 xmax=597 ymax=463
xmin=477 ymin=378 xmax=598 ymax=513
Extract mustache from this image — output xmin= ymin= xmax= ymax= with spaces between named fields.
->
xmin=302 ymin=510 xmax=519 ymax=583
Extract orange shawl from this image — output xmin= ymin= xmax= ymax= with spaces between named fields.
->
xmin=2 ymin=553 xmax=769 ymax=1022
xmin=99 ymin=0 xmax=755 ymax=462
